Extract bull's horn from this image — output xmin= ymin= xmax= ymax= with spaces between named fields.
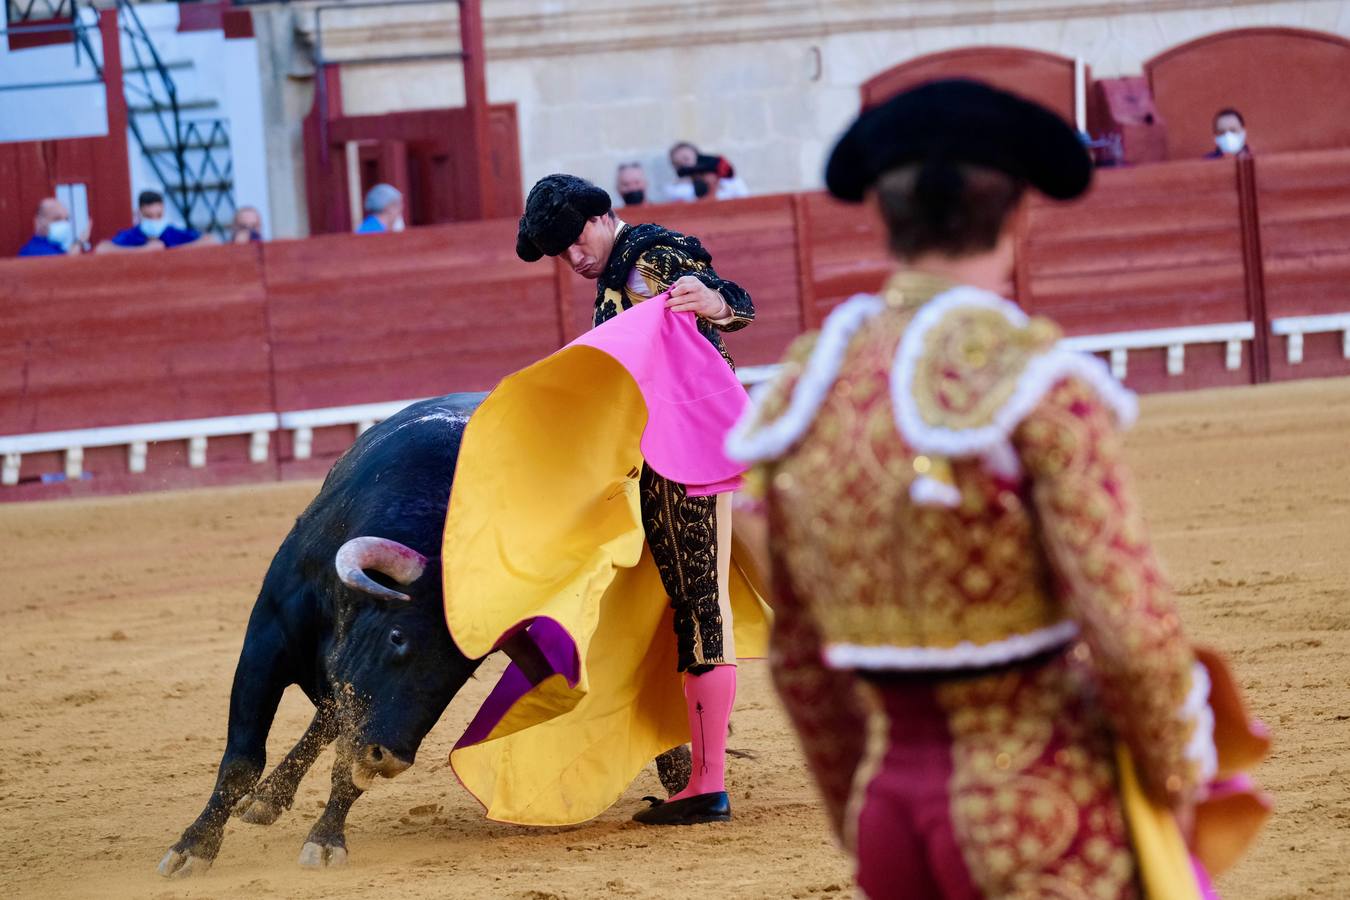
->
xmin=335 ymin=537 xmax=427 ymax=601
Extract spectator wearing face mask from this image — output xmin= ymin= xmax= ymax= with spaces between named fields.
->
xmin=18 ymin=198 xmax=90 ymax=256
xmin=96 ymin=190 xmax=215 ymax=252
xmin=1205 ymin=108 xmax=1251 ymax=159
xmin=615 ymin=162 xmax=648 ymax=207
xmin=230 ymin=206 xmax=264 ymax=244
xmin=665 ymin=141 xmax=750 ymax=202
xmin=356 ymin=183 xmax=406 ymax=233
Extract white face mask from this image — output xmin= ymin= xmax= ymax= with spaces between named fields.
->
xmin=1215 ymin=131 xmax=1246 ymax=156
xmin=46 ymin=219 xmax=74 ymax=250
xmin=139 ymin=216 xmax=169 ymax=238
xmin=392 ymin=216 xmax=406 ymax=233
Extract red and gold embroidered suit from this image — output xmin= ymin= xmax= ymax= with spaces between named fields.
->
xmin=732 ymin=274 xmax=1211 ymax=898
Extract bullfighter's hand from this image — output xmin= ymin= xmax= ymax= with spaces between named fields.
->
xmin=666 ymin=275 xmax=730 ymax=320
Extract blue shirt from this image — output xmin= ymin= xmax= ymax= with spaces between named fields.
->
xmin=356 ymin=215 xmax=387 ymax=233
xmin=111 ymin=223 xmax=201 ymax=248
xmin=18 ymin=235 xmax=66 ymax=256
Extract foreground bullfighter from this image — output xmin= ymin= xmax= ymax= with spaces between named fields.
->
xmin=158 ymin=393 xmax=694 ymax=877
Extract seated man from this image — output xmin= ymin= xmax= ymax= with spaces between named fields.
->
xmin=356 ymin=184 xmax=405 ymax=233
xmin=1206 ymin=107 xmax=1251 ymax=158
xmin=230 ymin=206 xmax=264 ymax=244
xmin=18 ymin=198 xmax=88 ymax=257
xmin=96 ymin=190 xmax=215 ymax=252
xmin=615 ymin=162 xmax=648 ymax=208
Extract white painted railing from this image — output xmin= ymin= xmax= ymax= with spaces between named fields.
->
xmin=1270 ymin=313 xmax=1350 ymax=365
xmin=0 ymin=320 xmax=1271 ymax=487
xmin=738 ymin=322 xmax=1256 ymax=387
xmin=277 ymin=398 xmax=429 ymax=460
xmin=0 ymin=413 xmax=278 ymax=486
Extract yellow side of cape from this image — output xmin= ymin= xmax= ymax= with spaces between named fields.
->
xmin=442 ymin=346 xmax=770 ymax=826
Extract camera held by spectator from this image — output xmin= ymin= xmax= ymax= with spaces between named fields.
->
xmin=666 ymin=141 xmax=749 ymax=202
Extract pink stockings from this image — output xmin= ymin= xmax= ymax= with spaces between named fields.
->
xmin=670 ymin=664 xmax=737 ymax=800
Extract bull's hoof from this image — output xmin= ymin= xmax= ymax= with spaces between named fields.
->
xmin=157 ymin=848 xmax=213 ymax=879
xmin=298 ymin=840 xmax=348 ymax=869
xmin=234 ymin=795 xmax=285 ymax=826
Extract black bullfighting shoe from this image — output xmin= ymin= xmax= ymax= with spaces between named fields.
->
xmin=632 ymin=791 xmax=731 ymax=825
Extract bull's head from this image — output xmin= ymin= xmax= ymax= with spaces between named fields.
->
xmin=329 ymin=536 xmax=474 ymax=789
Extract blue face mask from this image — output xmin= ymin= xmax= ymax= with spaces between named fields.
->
xmin=46 ymin=220 xmax=74 ymax=250
xmin=139 ymin=217 xmax=169 ymax=238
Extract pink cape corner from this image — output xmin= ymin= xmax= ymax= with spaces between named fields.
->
xmin=569 ymin=293 xmax=750 ymax=494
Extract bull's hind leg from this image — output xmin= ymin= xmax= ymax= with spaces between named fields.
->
xmin=158 ymin=621 xmax=288 ymax=878
xmin=235 ymin=704 xmax=338 ymax=825
xmin=297 ymin=743 xmax=364 ymax=868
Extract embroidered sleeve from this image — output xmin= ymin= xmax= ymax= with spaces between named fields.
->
xmin=765 ymin=493 xmax=868 ymax=844
xmin=1014 ymin=376 xmax=1200 ymax=805
xmin=633 ymin=244 xmax=755 ymax=332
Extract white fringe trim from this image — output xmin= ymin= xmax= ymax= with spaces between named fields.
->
xmin=909 ymin=475 xmax=962 ymax=508
xmin=891 ymin=287 xmax=1139 ymax=460
xmin=822 ymin=620 xmax=1080 ymax=671
xmin=1183 ymin=661 xmax=1219 ymax=784
xmin=725 ymin=294 xmax=885 ymax=464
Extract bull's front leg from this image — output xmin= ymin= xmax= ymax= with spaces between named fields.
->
xmin=297 ymin=742 xmax=363 ymax=868
xmin=234 ymin=703 xmax=338 ymax=825
xmin=158 ymin=621 xmax=288 ymax=878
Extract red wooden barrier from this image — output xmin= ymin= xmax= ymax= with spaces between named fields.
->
xmin=0 ymin=245 xmax=271 ymax=437
xmin=3 ymin=153 xmax=1349 ymax=500
xmin=1017 ymin=158 xmax=1254 ymax=393
xmin=264 ymin=218 xmax=558 ymax=413
xmin=1255 ymin=148 xmax=1350 ymax=381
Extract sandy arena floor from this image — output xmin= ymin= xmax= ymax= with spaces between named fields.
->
xmin=1 ymin=378 xmax=1347 ymax=899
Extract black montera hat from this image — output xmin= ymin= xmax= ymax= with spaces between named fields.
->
xmin=516 ymin=174 xmax=613 ymax=262
xmin=825 ymin=79 xmax=1092 ymax=203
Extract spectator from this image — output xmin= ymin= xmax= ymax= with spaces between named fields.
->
xmin=18 ymin=198 xmax=89 ymax=257
xmin=615 ymin=162 xmax=648 ymax=207
xmin=1206 ymin=108 xmax=1251 ymax=158
xmin=96 ymin=190 xmax=215 ymax=252
xmin=356 ymin=183 xmax=405 ymax=233
xmin=665 ymin=141 xmax=750 ymax=202
xmin=230 ymin=206 xmax=264 ymax=244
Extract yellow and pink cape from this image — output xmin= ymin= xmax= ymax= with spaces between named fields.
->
xmin=441 ymin=298 xmax=770 ymax=825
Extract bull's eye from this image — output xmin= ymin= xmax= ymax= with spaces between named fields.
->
xmin=390 ymin=628 xmax=407 ymax=648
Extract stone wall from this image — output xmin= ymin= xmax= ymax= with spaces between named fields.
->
xmin=254 ymin=0 xmax=1350 ymax=237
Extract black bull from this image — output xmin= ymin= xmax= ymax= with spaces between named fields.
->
xmin=159 ymin=393 xmax=692 ymax=878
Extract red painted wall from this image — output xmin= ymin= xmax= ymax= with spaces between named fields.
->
xmin=861 ymin=45 xmax=1080 ymax=124
xmin=1146 ymin=28 xmax=1350 ymax=160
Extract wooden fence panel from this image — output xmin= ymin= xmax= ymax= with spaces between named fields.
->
xmin=0 ymin=245 xmax=272 ymax=435
xmin=263 ymin=219 xmax=559 ymax=414
xmin=1256 ymin=148 xmax=1350 ymax=380
xmin=1018 ymin=158 xmax=1254 ymax=392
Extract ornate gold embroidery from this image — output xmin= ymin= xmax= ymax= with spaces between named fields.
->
xmin=766 ymin=305 xmax=1064 ymax=654
xmin=1015 ymin=378 xmax=1199 ymax=803
xmin=910 ymin=304 xmax=1060 ymax=432
xmin=939 ymin=655 xmax=1139 ymax=899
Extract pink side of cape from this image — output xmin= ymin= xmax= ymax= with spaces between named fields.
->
xmin=569 ymin=295 xmax=749 ymax=493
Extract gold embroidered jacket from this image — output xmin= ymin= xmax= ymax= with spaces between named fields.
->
xmin=594 ymin=222 xmax=754 ymax=366
xmin=728 ymin=273 xmax=1205 ymax=836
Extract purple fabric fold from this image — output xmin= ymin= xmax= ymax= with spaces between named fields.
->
xmin=457 ymin=618 xmax=582 ymax=748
